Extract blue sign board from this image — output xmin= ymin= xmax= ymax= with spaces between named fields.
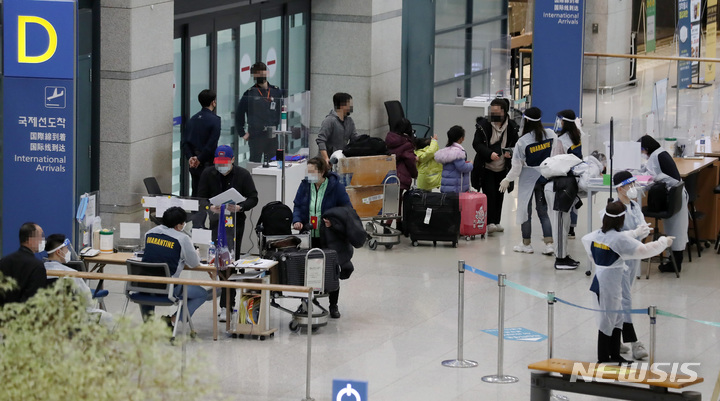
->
xmin=3 ymin=0 xmax=76 ymax=254
xmin=482 ymin=327 xmax=547 ymax=342
xmin=531 ymin=0 xmax=585 ymax=124
xmin=678 ymin=0 xmax=692 ymax=88
xmin=332 ymin=380 xmax=368 ymax=401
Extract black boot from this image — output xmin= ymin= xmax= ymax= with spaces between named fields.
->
xmin=597 ymin=330 xmax=612 ymax=363
xmin=608 ymin=328 xmax=632 ymax=364
xmin=659 ymin=250 xmax=683 ymax=273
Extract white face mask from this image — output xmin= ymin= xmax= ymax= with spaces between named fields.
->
xmin=307 ymin=173 xmax=320 ymax=183
xmin=641 ymin=154 xmax=649 ymax=162
xmin=63 ymin=249 xmax=72 ymax=263
xmin=38 ymin=239 xmax=46 ymax=253
xmin=625 ymin=186 xmax=638 ymax=200
xmin=216 ymin=165 xmax=231 ymax=175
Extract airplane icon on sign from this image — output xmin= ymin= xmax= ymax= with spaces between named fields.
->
xmin=45 ymin=86 xmax=67 ymax=109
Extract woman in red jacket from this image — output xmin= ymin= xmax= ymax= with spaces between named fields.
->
xmin=385 ymin=118 xmax=418 ymax=230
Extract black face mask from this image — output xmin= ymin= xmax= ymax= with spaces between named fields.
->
xmin=255 ymin=77 xmax=267 ymax=85
xmin=490 ymin=114 xmax=504 ymax=123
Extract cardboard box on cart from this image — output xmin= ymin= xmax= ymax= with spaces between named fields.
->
xmin=336 ymin=155 xmax=397 ymax=187
xmin=346 ymin=185 xmax=386 ymax=218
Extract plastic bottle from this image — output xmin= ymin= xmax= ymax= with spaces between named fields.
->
xmin=699 ymin=134 xmax=706 ymax=154
xmin=208 ymin=241 xmax=216 ymax=266
xmin=280 ymin=105 xmax=287 ymax=132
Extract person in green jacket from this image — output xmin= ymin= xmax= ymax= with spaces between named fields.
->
xmin=414 ymin=134 xmax=442 ymax=191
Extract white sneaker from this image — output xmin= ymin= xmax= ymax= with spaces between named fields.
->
xmin=494 ymin=224 xmax=504 ymax=232
xmin=218 ymin=307 xmax=227 ymax=322
xmin=513 ymin=244 xmax=534 ymax=254
xmin=542 ymin=244 xmax=555 ymax=256
xmin=632 ymin=342 xmax=648 ymax=359
xmin=487 ymin=224 xmax=497 ymax=233
xmin=620 ymin=343 xmax=631 ymax=353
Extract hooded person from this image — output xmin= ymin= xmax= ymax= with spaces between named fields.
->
xmin=434 ymin=125 xmax=474 ymax=193
xmin=638 ymin=135 xmax=688 ymax=272
xmin=613 ymin=171 xmax=651 ymax=360
xmin=582 ymin=201 xmax=673 ymax=363
xmin=499 ymin=107 xmax=564 ymax=255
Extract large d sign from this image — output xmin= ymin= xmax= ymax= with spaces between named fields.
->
xmin=18 ymin=16 xmax=58 ymax=63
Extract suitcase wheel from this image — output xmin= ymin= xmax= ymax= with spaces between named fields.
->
xmin=453 ymin=242 xmax=458 ymax=248
xmin=368 ymin=238 xmax=378 ymax=250
xmin=289 ymin=321 xmax=300 ymax=332
xmin=433 ymin=241 xmax=437 ymax=246
xmin=412 ymin=241 xmax=419 ymax=247
xmin=465 ymin=236 xmax=471 ymax=241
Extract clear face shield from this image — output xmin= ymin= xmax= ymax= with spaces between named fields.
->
xmin=553 ymin=116 xmax=563 ymax=133
xmin=519 ymin=114 xmax=541 ymax=135
xmin=615 ymin=177 xmax=639 ymax=199
xmin=48 ymin=238 xmax=77 ymax=262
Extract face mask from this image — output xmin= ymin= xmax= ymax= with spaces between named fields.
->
xmin=307 ymin=173 xmax=320 ymax=183
xmin=216 ymin=165 xmax=231 ymax=175
xmin=64 ymin=249 xmax=72 ymax=263
xmin=38 ymin=239 xmax=46 ymax=253
xmin=641 ymin=154 xmax=649 ymax=162
xmin=626 ymin=186 xmax=638 ymax=199
xmin=255 ymin=77 xmax=267 ymax=85
xmin=346 ymin=106 xmax=353 ymax=116
xmin=490 ymin=114 xmax=503 ymax=123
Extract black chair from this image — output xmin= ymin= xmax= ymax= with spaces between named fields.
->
xmin=384 ymin=100 xmax=431 ymax=138
xmin=683 ymin=173 xmax=704 ymax=261
xmin=642 ymin=181 xmax=684 ymax=278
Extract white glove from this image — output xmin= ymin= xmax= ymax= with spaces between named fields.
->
xmin=499 ymin=178 xmax=511 ymax=193
xmin=631 ymin=223 xmax=651 ymax=239
xmin=660 ymin=236 xmax=675 ymax=249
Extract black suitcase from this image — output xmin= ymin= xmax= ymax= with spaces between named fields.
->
xmin=403 ymin=189 xmax=460 ymax=247
xmin=267 ymin=248 xmax=339 ymax=293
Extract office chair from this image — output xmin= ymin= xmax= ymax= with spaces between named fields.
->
xmin=642 ymin=181 xmax=685 ymax=279
xmin=683 ymin=173 xmax=704 ymax=261
xmin=384 ymin=100 xmax=431 ymax=138
xmin=143 ymin=177 xmax=166 ymax=225
xmin=121 ymin=260 xmax=194 ymax=339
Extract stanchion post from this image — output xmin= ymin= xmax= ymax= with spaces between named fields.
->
xmin=675 ymin=60 xmax=680 ymax=128
xmin=595 ymin=55 xmax=600 ymax=124
xmin=303 ymin=288 xmax=315 ymax=401
xmin=648 ymin=305 xmax=657 ymax=367
xmin=442 ymin=260 xmax=478 ymax=368
xmin=547 ymin=291 xmax=555 ymax=359
xmin=482 ymin=273 xmax=519 ymax=383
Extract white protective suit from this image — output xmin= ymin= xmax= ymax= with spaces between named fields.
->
xmin=505 ymin=128 xmax=564 ymax=224
xmin=641 ymin=149 xmax=689 ymax=251
xmin=582 ymin=229 xmax=670 ymax=336
xmin=618 ymin=199 xmax=649 ymax=324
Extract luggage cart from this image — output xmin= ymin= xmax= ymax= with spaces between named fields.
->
xmin=268 ymin=248 xmax=334 ymax=333
xmin=364 ymin=175 xmax=402 ymax=250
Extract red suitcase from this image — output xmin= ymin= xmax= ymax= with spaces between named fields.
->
xmin=459 ymin=192 xmax=487 ymax=240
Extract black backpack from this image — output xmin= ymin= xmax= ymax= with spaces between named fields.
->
xmin=342 ymin=135 xmax=388 ymax=157
xmin=256 ymin=201 xmax=293 ymax=236
xmin=646 ymin=182 xmax=669 ymax=213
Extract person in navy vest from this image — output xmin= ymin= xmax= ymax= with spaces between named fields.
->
xmin=182 ymin=89 xmax=221 ymax=197
xmin=142 ymin=207 xmax=205 ymax=327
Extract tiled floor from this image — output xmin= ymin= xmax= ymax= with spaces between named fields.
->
xmin=96 ymin=46 xmax=720 ymax=400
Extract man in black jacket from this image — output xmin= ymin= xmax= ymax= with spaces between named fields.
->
xmin=197 ymin=145 xmax=259 ymax=320
xmin=0 ymin=222 xmax=47 ymax=305
xmin=472 ymin=98 xmax=520 ymax=234
xmin=182 ymin=89 xmax=221 ymax=197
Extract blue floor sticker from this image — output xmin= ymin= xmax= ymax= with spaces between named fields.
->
xmin=481 ymin=327 xmax=547 ymax=342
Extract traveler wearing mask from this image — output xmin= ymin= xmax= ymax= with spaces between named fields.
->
xmin=44 ymin=234 xmax=112 ymax=325
xmin=235 ymin=62 xmax=284 ymax=163
xmin=582 ymin=201 xmax=672 ymax=363
xmin=638 ymin=135 xmax=689 ymax=272
xmin=500 ymin=107 xmax=564 ymax=255
xmin=198 ymin=145 xmax=259 ymax=321
xmin=0 ymin=222 xmax=47 ymax=305
xmin=613 ymin=171 xmax=651 ymax=360
xmin=317 ymin=92 xmax=360 ymax=165
xmin=472 ymin=98 xmax=519 ymax=234
xmin=554 ymin=109 xmax=584 ymax=238
xmin=292 ymin=157 xmax=352 ymax=319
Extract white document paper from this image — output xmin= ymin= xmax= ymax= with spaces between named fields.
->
xmin=142 ymin=196 xmax=157 ymax=208
xmin=181 ymin=198 xmax=200 ymax=211
xmin=156 ymin=196 xmax=183 ymax=217
xmin=209 ymin=188 xmax=246 ymax=206
xmin=191 ymin=228 xmax=212 ymax=245
xmin=119 ymin=223 xmax=141 ymax=239
xmin=305 ymin=257 xmax=324 ymax=290
xmin=85 ymin=194 xmax=96 ymax=226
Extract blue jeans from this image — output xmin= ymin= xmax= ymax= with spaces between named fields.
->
xmin=570 ymin=206 xmax=578 ymax=227
xmin=140 ymin=285 xmax=207 ymax=322
xmin=521 ymin=184 xmax=553 ymax=241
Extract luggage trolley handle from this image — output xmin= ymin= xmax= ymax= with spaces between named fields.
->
xmin=382 ymin=174 xmax=401 ymax=217
xmin=304 ymin=248 xmax=326 ymax=294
